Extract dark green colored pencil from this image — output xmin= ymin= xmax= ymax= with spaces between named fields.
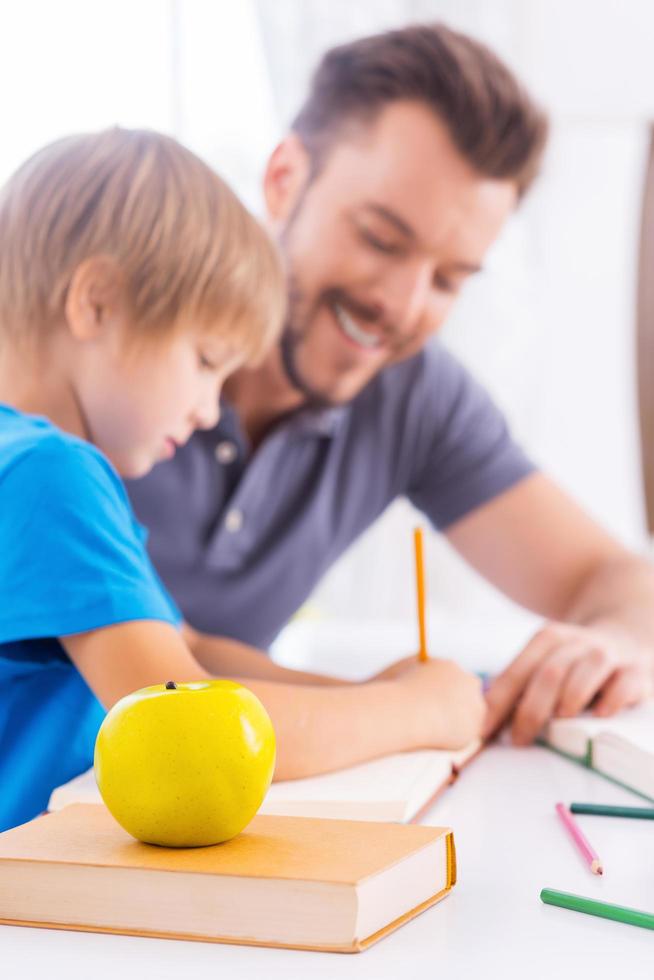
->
xmin=570 ymin=803 xmax=654 ymax=820
xmin=540 ymin=889 xmax=654 ymax=930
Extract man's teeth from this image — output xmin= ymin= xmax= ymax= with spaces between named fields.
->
xmin=333 ymin=303 xmax=381 ymax=349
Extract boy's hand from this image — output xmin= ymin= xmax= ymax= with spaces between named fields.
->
xmin=483 ymin=621 xmax=654 ymax=745
xmin=393 ymin=658 xmax=486 ymax=750
xmin=371 ymin=654 xmax=422 ymax=682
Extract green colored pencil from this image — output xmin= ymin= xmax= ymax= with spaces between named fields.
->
xmin=540 ymin=889 xmax=654 ymax=930
xmin=570 ymin=803 xmax=654 ymax=820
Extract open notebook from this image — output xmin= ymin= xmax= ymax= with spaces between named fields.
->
xmin=543 ymin=700 xmax=654 ymax=800
xmin=49 ymin=740 xmax=481 ymax=824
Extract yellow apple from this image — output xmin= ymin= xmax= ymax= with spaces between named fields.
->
xmin=94 ymin=679 xmax=276 ymax=847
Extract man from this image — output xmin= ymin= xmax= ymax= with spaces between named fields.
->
xmin=129 ymin=23 xmax=654 ymax=748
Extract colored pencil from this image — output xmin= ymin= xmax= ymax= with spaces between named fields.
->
xmin=571 ymin=803 xmax=654 ymax=820
xmin=540 ymin=888 xmax=654 ymax=931
xmin=477 ymin=671 xmax=493 ymax=694
xmin=555 ymin=802 xmax=604 ymax=875
xmin=413 ymin=527 xmax=428 ymax=662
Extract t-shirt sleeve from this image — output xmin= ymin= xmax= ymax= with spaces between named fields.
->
xmin=0 ymin=436 xmax=181 ymax=642
xmin=406 ymin=344 xmax=536 ymax=529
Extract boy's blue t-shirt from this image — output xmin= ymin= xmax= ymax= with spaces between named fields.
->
xmin=0 ymin=405 xmax=181 ymax=832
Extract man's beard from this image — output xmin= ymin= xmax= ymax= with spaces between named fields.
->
xmin=277 ymin=197 xmax=387 ymax=409
xmin=279 ymin=327 xmax=338 ymax=410
xmin=278 ymin=281 xmax=350 ymax=410
xmin=276 ymin=196 xmax=340 ymax=410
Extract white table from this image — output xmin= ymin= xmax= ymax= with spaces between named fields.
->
xmin=4 ymin=745 xmax=653 ymax=980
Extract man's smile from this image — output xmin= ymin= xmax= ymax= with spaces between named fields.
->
xmin=331 ymin=300 xmax=383 ymax=352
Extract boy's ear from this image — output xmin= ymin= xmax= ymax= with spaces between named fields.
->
xmin=263 ymin=134 xmax=311 ymax=229
xmin=64 ymin=256 xmax=126 ymax=342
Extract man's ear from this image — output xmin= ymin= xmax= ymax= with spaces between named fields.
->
xmin=64 ymin=256 xmax=126 ymax=342
xmin=263 ymin=134 xmax=311 ymax=229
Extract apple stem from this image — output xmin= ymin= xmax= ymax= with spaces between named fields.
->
xmin=165 ymin=680 xmax=177 ymax=690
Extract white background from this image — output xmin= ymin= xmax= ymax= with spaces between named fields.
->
xmin=2 ymin=0 xmax=654 ymax=669
xmin=5 ymin=744 xmax=654 ymax=979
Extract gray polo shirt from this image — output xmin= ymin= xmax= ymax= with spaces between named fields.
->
xmin=127 ymin=342 xmax=535 ymax=649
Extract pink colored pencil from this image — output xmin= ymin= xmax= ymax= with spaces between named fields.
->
xmin=555 ymin=802 xmax=604 ymax=875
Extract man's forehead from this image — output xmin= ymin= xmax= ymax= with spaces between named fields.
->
xmin=322 ymin=105 xmax=514 ymax=208
xmin=322 ymin=101 xmax=470 ymax=177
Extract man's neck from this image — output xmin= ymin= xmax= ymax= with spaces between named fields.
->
xmin=224 ymin=347 xmax=306 ymax=448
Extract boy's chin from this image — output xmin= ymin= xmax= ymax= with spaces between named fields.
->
xmin=107 ymin=449 xmax=155 ymax=481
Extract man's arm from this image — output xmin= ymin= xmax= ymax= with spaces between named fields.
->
xmin=445 ymin=472 xmax=654 ymax=742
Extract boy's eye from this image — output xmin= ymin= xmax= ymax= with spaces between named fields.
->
xmin=198 ymin=353 xmax=217 ymax=370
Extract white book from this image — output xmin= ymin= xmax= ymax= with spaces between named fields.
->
xmin=49 ymin=741 xmax=481 ymax=825
xmin=543 ymin=700 xmax=654 ymax=800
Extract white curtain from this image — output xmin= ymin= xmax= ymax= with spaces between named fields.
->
xmin=0 ymin=0 xmax=277 ymax=211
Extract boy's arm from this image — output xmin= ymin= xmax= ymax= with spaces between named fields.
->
xmin=62 ymin=620 xmax=485 ymax=780
xmin=181 ymin=623 xmax=351 ymax=686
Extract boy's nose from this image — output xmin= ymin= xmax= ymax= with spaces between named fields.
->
xmin=194 ymin=396 xmax=221 ymax=432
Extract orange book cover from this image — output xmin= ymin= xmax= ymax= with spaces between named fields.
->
xmin=0 ymin=804 xmax=456 ymax=952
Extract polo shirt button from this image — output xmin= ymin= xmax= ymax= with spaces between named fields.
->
xmin=215 ymin=440 xmax=237 ymax=464
xmin=224 ymin=508 xmax=244 ymax=533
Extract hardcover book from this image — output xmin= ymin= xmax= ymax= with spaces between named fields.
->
xmin=543 ymin=701 xmax=654 ymax=800
xmin=0 ymin=804 xmax=456 ymax=952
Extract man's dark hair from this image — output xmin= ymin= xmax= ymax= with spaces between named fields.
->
xmin=292 ymin=23 xmax=548 ymax=198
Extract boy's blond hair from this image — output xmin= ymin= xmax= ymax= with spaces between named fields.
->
xmin=0 ymin=128 xmax=285 ymax=360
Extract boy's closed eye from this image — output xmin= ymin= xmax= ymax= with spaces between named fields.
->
xmin=198 ymin=352 xmax=218 ymax=371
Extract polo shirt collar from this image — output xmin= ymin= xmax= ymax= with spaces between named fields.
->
xmin=219 ymin=397 xmax=347 ymax=441
xmin=288 ymin=404 xmax=347 ymax=437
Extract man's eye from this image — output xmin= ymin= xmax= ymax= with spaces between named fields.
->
xmin=434 ymin=273 xmax=457 ymax=294
xmin=198 ymin=353 xmax=217 ymax=370
xmin=360 ymin=228 xmax=401 ymax=255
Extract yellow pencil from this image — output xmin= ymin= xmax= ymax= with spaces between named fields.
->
xmin=413 ymin=526 xmax=428 ymax=662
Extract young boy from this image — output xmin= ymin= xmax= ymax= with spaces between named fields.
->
xmin=0 ymin=128 xmax=484 ymax=832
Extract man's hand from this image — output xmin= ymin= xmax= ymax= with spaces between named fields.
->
xmin=483 ymin=621 xmax=654 ymax=744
